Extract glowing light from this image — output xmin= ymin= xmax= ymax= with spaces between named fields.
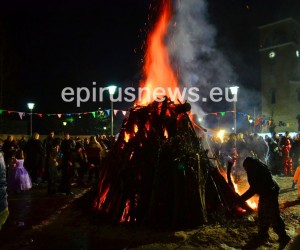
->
xmin=145 ymin=121 xmax=150 ymax=131
xmin=124 ymin=132 xmax=130 ymax=142
xmin=120 ymin=199 xmax=131 ymax=223
xmin=217 ymin=129 xmax=225 ymax=143
xmin=164 ymin=128 xmax=169 ymax=138
xmin=134 ymin=124 xmax=138 ymax=133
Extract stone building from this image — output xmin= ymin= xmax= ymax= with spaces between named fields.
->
xmin=259 ymin=18 xmax=300 ymax=132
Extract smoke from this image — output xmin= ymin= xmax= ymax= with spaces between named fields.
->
xmin=167 ymin=0 xmax=236 ymax=118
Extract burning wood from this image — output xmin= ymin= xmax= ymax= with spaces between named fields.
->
xmin=94 ymin=99 xmax=253 ymax=228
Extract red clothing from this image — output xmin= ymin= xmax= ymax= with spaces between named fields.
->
xmin=282 ymin=140 xmax=292 ymax=176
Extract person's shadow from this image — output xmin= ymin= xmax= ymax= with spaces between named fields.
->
xmin=241 ymin=236 xmax=270 ymax=250
xmin=281 ymin=199 xmax=300 ymax=209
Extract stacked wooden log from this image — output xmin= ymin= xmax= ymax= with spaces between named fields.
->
xmin=94 ymin=98 xmax=252 ymax=228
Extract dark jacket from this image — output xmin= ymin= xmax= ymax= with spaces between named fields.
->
xmin=240 ymin=157 xmax=279 ymax=202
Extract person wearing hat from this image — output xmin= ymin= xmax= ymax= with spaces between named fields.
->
xmin=239 ymin=157 xmax=290 ymax=249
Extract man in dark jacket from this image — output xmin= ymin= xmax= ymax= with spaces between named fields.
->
xmin=239 ymin=157 xmax=290 ymax=249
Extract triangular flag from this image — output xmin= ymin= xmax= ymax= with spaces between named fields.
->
xmin=106 ymin=109 xmax=110 ymax=116
xmin=114 ymin=110 xmax=118 ymax=116
xmin=122 ymin=111 xmax=127 ymax=116
xmin=247 ymin=115 xmax=250 ymax=120
xmin=221 ymin=112 xmax=225 ymax=116
xmin=57 ymin=114 xmax=62 ymax=118
xmin=18 ymin=112 xmax=24 ymax=120
xmin=38 ymin=113 xmax=42 ymax=118
xmin=0 ymin=110 xmax=3 ymax=115
xmin=92 ymin=112 xmax=96 ymax=118
xmin=7 ymin=111 xmax=12 ymax=114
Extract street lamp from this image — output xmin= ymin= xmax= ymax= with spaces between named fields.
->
xmin=107 ymin=85 xmax=117 ymax=136
xmin=229 ymin=86 xmax=239 ymax=135
xmin=27 ymin=102 xmax=35 ymax=136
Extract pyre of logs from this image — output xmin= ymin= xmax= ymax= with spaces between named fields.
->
xmin=94 ymin=98 xmax=252 ymax=228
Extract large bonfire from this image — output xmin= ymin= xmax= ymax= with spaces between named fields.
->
xmin=94 ymin=0 xmax=252 ymax=227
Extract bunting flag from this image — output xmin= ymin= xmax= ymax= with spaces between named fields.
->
xmin=18 ymin=112 xmax=24 ymax=120
xmin=0 ymin=107 xmax=296 ymax=128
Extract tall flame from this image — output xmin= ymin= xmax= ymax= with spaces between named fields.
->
xmin=139 ymin=0 xmax=178 ymax=104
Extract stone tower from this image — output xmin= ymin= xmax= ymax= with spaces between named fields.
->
xmin=259 ymin=18 xmax=300 ymax=132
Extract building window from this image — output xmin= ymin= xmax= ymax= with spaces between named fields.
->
xmin=271 ymin=89 xmax=276 ymax=104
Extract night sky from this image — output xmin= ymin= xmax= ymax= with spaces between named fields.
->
xmin=1 ymin=0 xmax=300 ymax=114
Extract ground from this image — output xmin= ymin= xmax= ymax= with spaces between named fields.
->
xmin=0 ymin=176 xmax=299 ymax=250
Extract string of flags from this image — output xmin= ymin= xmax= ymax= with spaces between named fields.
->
xmin=0 ymin=108 xmax=129 ymax=120
xmin=196 ymin=110 xmax=299 ymax=127
xmin=1 ymin=108 xmax=298 ymax=127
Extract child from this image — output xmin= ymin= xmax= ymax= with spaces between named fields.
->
xmin=292 ymin=159 xmax=300 ymax=200
xmin=8 ymin=150 xmax=32 ymax=192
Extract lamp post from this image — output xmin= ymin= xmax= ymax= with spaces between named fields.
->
xmin=107 ymin=85 xmax=117 ymax=136
xmin=229 ymin=86 xmax=239 ymax=135
xmin=27 ymin=103 xmax=35 ymax=136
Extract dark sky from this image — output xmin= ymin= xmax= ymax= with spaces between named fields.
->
xmin=0 ymin=0 xmax=299 ymax=114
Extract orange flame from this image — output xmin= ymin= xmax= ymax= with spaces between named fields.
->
xmin=134 ymin=124 xmax=139 ymax=133
xmin=164 ymin=128 xmax=169 ymax=139
xmin=138 ymin=0 xmax=178 ymax=104
xmin=120 ymin=199 xmax=131 ymax=223
xmin=233 ymin=181 xmax=258 ymax=210
xmin=145 ymin=121 xmax=150 ymax=131
xmin=124 ymin=131 xmax=130 ymax=143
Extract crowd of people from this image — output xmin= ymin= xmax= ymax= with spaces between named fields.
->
xmin=0 ymin=130 xmax=299 ymax=249
xmin=0 ymin=132 xmax=115 ymax=196
xmin=209 ymin=131 xmax=300 ymax=178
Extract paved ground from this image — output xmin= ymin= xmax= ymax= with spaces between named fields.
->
xmin=0 ymin=182 xmax=96 ymax=249
xmin=1 ymin=177 xmax=300 ymax=250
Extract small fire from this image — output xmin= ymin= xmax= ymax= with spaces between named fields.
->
xmin=164 ymin=128 xmax=169 ymax=138
xmin=134 ymin=124 xmax=139 ymax=133
xmin=124 ymin=132 xmax=130 ymax=143
xmin=138 ymin=0 xmax=179 ymax=104
xmin=233 ymin=181 xmax=258 ymax=210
